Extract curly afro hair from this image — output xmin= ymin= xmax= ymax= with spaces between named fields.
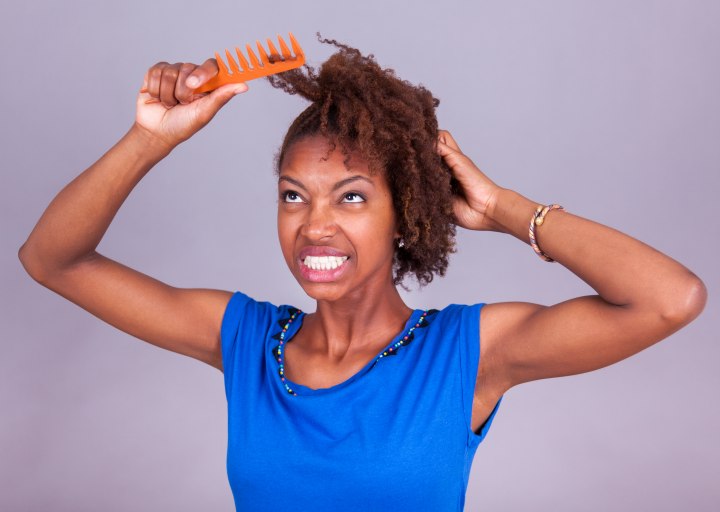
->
xmin=267 ymin=34 xmax=458 ymax=289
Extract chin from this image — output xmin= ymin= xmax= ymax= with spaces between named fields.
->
xmin=297 ymin=280 xmax=343 ymax=300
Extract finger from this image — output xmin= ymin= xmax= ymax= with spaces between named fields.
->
xmin=159 ymin=63 xmax=182 ymax=108
xmin=146 ymin=61 xmax=168 ymax=101
xmin=438 ymin=129 xmax=462 ymax=153
xmin=206 ymin=82 xmax=249 ymax=108
xmin=436 ymin=137 xmax=472 ymax=171
xmin=436 ymin=138 xmax=464 ymax=159
xmin=436 ymin=139 xmax=477 ymax=179
xmin=195 ymin=82 xmax=249 ymax=123
xmin=138 ymin=71 xmax=160 ymax=105
xmin=175 ymin=63 xmax=198 ymax=104
xmin=138 ymin=70 xmax=156 ymax=104
xmin=186 ymin=57 xmax=219 ymax=90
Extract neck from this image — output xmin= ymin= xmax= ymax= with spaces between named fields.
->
xmin=305 ymin=284 xmax=414 ymax=360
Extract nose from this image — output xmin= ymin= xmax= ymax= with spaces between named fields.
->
xmin=300 ymin=202 xmax=337 ymax=241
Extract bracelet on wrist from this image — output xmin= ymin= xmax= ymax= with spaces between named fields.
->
xmin=528 ymin=203 xmax=565 ymax=262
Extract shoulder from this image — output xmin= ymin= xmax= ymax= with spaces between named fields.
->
xmin=221 ymin=291 xmax=297 ymax=337
xmin=477 ymin=301 xmax=545 ymax=393
xmin=223 ymin=291 xmax=293 ymax=314
xmin=220 ymin=291 xmax=300 ymax=363
xmin=426 ymin=301 xmax=543 ymax=393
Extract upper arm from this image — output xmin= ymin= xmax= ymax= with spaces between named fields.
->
xmin=25 ymin=251 xmax=233 ymax=371
xmin=479 ymin=293 xmax=702 ymax=391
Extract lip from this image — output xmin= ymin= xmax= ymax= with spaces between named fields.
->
xmin=298 ymin=261 xmax=350 ymax=283
xmin=297 ymin=246 xmax=352 ymax=283
xmin=298 ymin=246 xmax=351 ymax=260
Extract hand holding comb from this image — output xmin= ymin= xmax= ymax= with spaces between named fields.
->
xmin=195 ymin=32 xmax=305 ymax=93
xmin=140 ymin=32 xmax=305 ymax=100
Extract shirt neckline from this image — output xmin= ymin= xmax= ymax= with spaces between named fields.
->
xmin=270 ymin=307 xmax=427 ymax=397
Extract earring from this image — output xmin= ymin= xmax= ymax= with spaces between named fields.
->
xmin=397 ymin=238 xmax=405 ymax=248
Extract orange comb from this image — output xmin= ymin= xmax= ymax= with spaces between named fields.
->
xmin=193 ymin=32 xmax=305 ymax=93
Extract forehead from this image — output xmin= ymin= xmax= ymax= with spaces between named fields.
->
xmin=280 ymin=135 xmax=378 ymax=181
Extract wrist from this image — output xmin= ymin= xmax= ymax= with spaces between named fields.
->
xmin=486 ymin=188 xmax=539 ymax=244
xmin=128 ymin=122 xmax=176 ymax=159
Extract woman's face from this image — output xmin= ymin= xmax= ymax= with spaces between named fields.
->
xmin=277 ymin=134 xmax=400 ymax=303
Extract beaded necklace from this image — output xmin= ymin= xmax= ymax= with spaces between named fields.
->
xmin=274 ymin=309 xmax=431 ymax=396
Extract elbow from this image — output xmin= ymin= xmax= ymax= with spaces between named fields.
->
xmin=18 ymin=242 xmax=34 ymax=279
xmin=19 ymin=243 xmax=96 ymax=286
xmin=18 ymin=243 xmax=47 ymax=284
xmin=660 ymin=276 xmax=708 ymax=326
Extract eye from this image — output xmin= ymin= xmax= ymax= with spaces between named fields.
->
xmin=342 ymin=192 xmax=365 ymax=203
xmin=281 ymin=190 xmax=303 ymax=203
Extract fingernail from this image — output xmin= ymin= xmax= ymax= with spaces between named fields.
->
xmin=233 ymin=83 xmax=248 ymax=94
xmin=187 ymin=76 xmax=199 ymax=87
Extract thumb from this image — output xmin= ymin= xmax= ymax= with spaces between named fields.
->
xmin=436 ymin=139 xmax=470 ymax=171
xmin=197 ymin=82 xmax=249 ymax=116
xmin=436 ymin=139 xmax=482 ymax=188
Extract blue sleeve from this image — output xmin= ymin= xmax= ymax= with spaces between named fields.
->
xmin=220 ymin=291 xmax=262 ymax=401
xmin=458 ymin=302 xmax=504 ymax=445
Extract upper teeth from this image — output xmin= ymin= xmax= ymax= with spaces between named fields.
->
xmin=303 ymin=255 xmax=349 ymax=270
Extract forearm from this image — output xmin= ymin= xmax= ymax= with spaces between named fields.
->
xmin=19 ymin=124 xmax=172 ymax=276
xmin=487 ymin=187 xmax=706 ymax=319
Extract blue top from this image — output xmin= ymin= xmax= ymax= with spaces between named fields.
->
xmin=220 ymin=291 xmax=504 ymax=511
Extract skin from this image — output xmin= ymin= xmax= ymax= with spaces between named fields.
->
xmin=276 ymin=135 xmax=414 ymax=389
xmin=18 ymin=58 xmax=708 ymax=435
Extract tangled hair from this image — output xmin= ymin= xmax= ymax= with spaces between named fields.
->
xmin=267 ymin=34 xmax=458 ymax=289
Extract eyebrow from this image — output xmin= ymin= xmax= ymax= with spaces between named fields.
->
xmin=278 ymin=175 xmax=376 ymax=192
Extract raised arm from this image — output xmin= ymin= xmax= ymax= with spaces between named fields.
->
xmin=435 ymin=130 xmax=707 ymax=398
xmin=18 ymin=59 xmax=249 ymax=371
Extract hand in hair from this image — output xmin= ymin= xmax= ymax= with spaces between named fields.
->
xmin=135 ymin=59 xmax=249 ymax=149
xmin=436 ymin=129 xmax=503 ymax=232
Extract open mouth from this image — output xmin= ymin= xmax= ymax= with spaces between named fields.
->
xmin=301 ymin=255 xmax=350 ymax=271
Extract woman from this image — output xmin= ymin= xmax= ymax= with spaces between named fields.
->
xmin=18 ymin=37 xmax=707 ymax=510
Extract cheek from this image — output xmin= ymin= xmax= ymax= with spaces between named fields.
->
xmin=358 ymin=215 xmax=392 ymax=239
xmin=353 ymin=206 xmax=397 ymax=251
xmin=277 ymin=213 xmax=295 ymax=260
xmin=375 ymin=196 xmax=399 ymax=238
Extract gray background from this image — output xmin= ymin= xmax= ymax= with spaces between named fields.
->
xmin=2 ymin=0 xmax=718 ymax=510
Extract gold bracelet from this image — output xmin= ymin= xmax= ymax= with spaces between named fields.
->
xmin=528 ymin=204 xmax=565 ymax=262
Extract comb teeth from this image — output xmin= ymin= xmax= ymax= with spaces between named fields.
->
xmin=257 ymin=40 xmax=271 ymax=65
xmin=225 ymin=48 xmax=241 ymax=74
xmin=266 ymin=39 xmax=281 ymax=61
xmin=193 ymin=32 xmax=305 ymax=93
xmin=246 ymin=44 xmax=261 ymax=68
xmin=278 ymin=37 xmax=292 ymax=59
